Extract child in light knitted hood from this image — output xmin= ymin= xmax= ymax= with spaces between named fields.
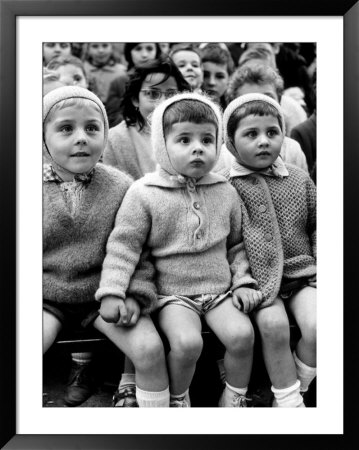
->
xmin=223 ymin=92 xmax=317 ymax=407
xmin=43 ymin=86 xmax=170 ymax=408
xmin=96 ymin=91 xmax=262 ymax=407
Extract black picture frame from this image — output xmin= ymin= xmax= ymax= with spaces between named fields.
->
xmin=1 ymin=0 xmax=357 ymax=448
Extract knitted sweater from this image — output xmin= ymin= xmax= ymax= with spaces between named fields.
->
xmin=230 ymin=164 xmax=316 ymax=308
xmin=43 ymin=163 xmax=157 ymax=313
xmin=95 ymin=169 xmax=257 ymax=302
xmin=103 ymin=121 xmax=157 ymax=181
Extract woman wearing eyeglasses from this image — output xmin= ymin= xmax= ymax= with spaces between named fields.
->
xmin=103 ymin=56 xmax=190 ymax=180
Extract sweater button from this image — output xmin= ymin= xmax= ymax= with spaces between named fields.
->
xmin=259 ymin=205 xmax=266 ymax=213
xmin=269 ymin=258 xmax=276 ymax=268
xmin=265 ymin=233 xmax=273 ymax=242
xmin=193 ymin=202 xmax=200 ymax=210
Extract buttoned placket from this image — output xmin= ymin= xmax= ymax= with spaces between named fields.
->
xmin=185 ymin=181 xmax=206 ymax=244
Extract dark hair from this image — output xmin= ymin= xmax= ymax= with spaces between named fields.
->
xmin=227 ymin=100 xmax=284 ymax=142
xmin=200 ymin=43 xmax=235 ymax=75
xmin=226 ymin=64 xmax=284 ymax=103
xmin=124 ymin=43 xmax=162 ymax=70
xmin=169 ymin=43 xmax=202 ymax=61
xmin=122 ymin=56 xmax=191 ymax=130
xmin=163 ymin=99 xmax=218 ymax=137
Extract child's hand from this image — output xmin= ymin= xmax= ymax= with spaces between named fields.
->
xmin=118 ymin=297 xmax=141 ymax=327
xmin=232 ymin=287 xmax=263 ymax=313
xmin=99 ymin=296 xmax=128 ymax=324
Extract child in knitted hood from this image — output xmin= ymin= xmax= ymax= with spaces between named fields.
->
xmin=43 ymin=86 xmax=170 ymax=407
xmin=96 ymin=91 xmax=262 ymax=407
xmin=223 ymin=92 xmax=317 ymax=407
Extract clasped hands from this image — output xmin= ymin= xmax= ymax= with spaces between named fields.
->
xmin=100 ymin=296 xmax=140 ymax=327
xmin=232 ymin=287 xmax=263 ymax=314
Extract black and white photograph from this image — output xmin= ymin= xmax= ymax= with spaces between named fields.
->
xmin=1 ymin=1 xmax=357 ymax=448
xmin=41 ymin=41 xmax=318 ymax=412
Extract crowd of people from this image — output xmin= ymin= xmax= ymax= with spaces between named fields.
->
xmin=43 ymin=42 xmax=317 ymax=408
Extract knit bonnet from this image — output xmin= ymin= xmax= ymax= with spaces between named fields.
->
xmin=151 ymin=91 xmax=223 ymax=177
xmin=43 ymin=86 xmax=109 ymax=173
xmin=223 ymin=92 xmax=286 ymax=159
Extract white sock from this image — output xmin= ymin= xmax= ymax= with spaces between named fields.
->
xmin=225 ymin=381 xmax=248 ymax=396
xmin=119 ymin=373 xmax=136 ymax=389
xmin=170 ymin=389 xmax=191 ymax=405
xmin=220 ymin=382 xmax=248 ymax=407
xmin=293 ymin=351 xmax=317 ymax=392
xmin=71 ymin=352 xmax=92 ymax=365
xmin=170 ymin=389 xmax=188 ymax=400
xmin=271 ymin=380 xmax=304 ymax=407
xmin=136 ymin=386 xmax=170 ymax=407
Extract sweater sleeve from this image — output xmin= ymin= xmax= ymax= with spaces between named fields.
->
xmin=227 ymin=194 xmax=258 ymax=291
xmin=95 ymin=183 xmax=152 ymax=305
xmin=127 ymin=245 xmax=157 ymax=314
xmin=306 ymin=175 xmax=317 ymax=259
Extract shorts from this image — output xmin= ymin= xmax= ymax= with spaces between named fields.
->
xmin=43 ymin=299 xmax=100 ymax=330
xmin=156 ymin=291 xmax=232 ymax=316
xmin=279 ymin=278 xmax=313 ymax=300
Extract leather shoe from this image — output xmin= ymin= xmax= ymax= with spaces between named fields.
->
xmin=63 ymin=362 xmax=97 ymax=406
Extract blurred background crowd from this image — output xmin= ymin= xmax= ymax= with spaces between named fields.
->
xmin=43 ymin=41 xmax=316 ymax=181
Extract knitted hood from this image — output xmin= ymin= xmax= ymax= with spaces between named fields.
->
xmin=223 ymin=93 xmax=286 ymax=159
xmin=43 ymin=86 xmax=109 ymax=173
xmin=151 ymin=91 xmax=223 ymax=177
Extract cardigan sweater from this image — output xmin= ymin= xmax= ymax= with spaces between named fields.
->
xmin=103 ymin=121 xmax=157 ymax=181
xmin=43 ymin=163 xmax=157 ymax=313
xmin=95 ymin=169 xmax=257 ymax=302
xmin=230 ymin=163 xmax=316 ymax=308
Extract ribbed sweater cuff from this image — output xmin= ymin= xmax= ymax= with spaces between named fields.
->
xmin=95 ymin=287 xmax=125 ymax=302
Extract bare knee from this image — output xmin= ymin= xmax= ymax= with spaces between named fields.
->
xmin=170 ymin=332 xmax=203 ymax=365
xmin=258 ymin=315 xmax=290 ymax=349
xmin=224 ymin=324 xmax=255 ymax=357
xmin=299 ymin=319 xmax=317 ymax=348
xmin=132 ymin=335 xmax=166 ymax=373
xmin=43 ymin=311 xmax=62 ymax=354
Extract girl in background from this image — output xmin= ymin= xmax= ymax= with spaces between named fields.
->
xmin=103 ymin=56 xmax=190 ymax=180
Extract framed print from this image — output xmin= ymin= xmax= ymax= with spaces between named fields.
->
xmin=1 ymin=0 xmax=358 ymax=448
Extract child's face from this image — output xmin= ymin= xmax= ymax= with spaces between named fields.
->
xmin=131 ymin=43 xmax=157 ymax=67
xmin=43 ymin=43 xmax=71 ymax=65
xmin=55 ymin=64 xmax=88 ymax=89
xmin=235 ymin=82 xmax=279 ymax=102
xmin=202 ymin=62 xmax=229 ymax=100
xmin=44 ymin=103 xmax=105 ymax=178
xmin=88 ymin=43 xmax=112 ymax=65
xmin=232 ymin=114 xmax=283 ymax=170
xmin=159 ymin=43 xmax=170 ymax=54
xmin=133 ymin=73 xmax=178 ymax=123
xmin=165 ymin=121 xmax=217 ymax=179
xmin=172 ymin=50 xmax=203 ymax=91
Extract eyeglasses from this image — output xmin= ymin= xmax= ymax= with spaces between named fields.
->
xmin=140 ymin=89 xmax=178 ymax=101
